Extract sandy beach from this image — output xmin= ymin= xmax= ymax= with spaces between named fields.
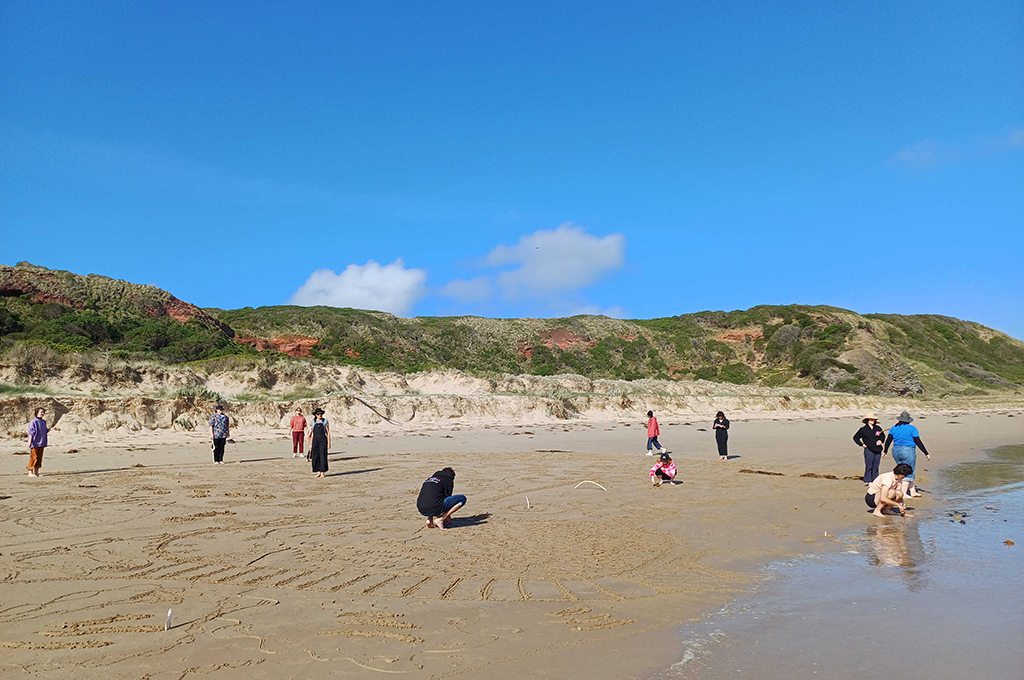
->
xmin=1 ymin=408 xmax=1022 ymax=679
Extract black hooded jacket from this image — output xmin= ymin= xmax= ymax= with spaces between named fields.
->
xmin=417 ymin=469 xmax=455 ymax=516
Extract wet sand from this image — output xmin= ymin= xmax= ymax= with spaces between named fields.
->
xmin=0 ymin=409 xmax=1021 ymax=679
xmin=659 ymin=444 xmax=1024 ymax=680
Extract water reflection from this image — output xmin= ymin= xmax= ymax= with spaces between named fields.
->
xmin=864 ymin=520 xmax=928 ymax=592
xmin=940 ymin=444 xmax=1024 ymax=496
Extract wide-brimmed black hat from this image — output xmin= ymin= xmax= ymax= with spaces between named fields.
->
xmin=313 ymin=408 xmax=325 ymax=415
xmin=660 ymin=452 xmax=672 ymax=462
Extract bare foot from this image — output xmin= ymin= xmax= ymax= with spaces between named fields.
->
xmin=27 ymin=471 xmax=37 ymax=477
xmin=872 ymin=509 xmax=885 ymax=517
xmin=426 ymin=518 xmax=438 ymax=528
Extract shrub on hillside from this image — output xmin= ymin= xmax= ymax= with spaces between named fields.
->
xmin=719 ymin=362 xmax=755 ymax=384
xmin=694 ymin=366 xmax=719 ymax=381
xmin=173 ymin=386 xmax=223 ymax=402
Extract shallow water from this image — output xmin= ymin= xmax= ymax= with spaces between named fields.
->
xmin=656 ymin=444 xmax=1024 ymax=680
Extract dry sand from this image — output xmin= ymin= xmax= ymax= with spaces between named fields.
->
xmin=1 ymin=408 xmax=1022 ymax=679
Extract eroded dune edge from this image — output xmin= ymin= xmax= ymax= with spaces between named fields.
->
xmin=4 ymin=363 xmax=1022 ymax=437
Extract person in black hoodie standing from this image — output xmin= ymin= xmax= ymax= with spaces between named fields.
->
xmin=853 ymin=412 xmax=885 ymax=483
xmin=713 ymin=411 xmax=730 ymax=461
xmin=417 ymin=467 xmax=466 ymax=530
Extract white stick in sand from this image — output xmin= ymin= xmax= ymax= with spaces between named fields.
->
xmin=574 ymin=480 xmax=607 ymax=491
xmin=165 ymin=609 xmax=172 ymax=631
xmin=526 ymin=495 xmax=531 ymax=509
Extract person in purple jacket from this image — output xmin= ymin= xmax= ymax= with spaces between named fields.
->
xmin=27 ymin=407 xmax=49 ymax=477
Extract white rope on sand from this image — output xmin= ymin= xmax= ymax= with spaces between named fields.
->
xmin=526 ymin=495 xmax=531 ymax=509
xmin=574 ymin=480 xmax=607 ymax=491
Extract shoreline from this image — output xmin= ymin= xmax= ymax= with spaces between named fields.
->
xmin=660 ymin=441 xmax=1024 ymax=679
xmin=1 ymin=410 xmax=1022 ymax=678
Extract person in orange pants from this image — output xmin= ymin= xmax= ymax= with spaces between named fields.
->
xmin=27 ymin=407 xmax=49 ymax=477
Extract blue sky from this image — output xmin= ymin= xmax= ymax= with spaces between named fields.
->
xmin=2 ymin=1 xmax=1022 ymax=337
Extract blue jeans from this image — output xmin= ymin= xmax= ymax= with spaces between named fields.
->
xmin=442 ymin=495 xmax=467 ymax=514
xmin=892 ymin=445 xmax=916 ymax=481
xmin=647 ymin=437 xmax=661 ymax=451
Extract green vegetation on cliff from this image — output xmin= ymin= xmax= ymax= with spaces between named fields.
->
xmin=2 ymin=263 xmax=1022 ymax=397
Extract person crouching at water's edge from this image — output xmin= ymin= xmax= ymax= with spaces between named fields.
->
xmin=308 ymin=408 xmax=330 ymax=478
xmin=853 ymin=412 xmax=885 ymax=483
xmin=883 ymin=411 xmax=930 ymax=498
xmin=418 ymin=467 xmax=465 ymax=530
xmin=651 ymin=452 xmax=676 ymax=487
xmin=866 ymin=463 xmax=913 ymax=517
xmin=209 ymin=405 xmax=229 ymax=465
xmin=714 ymin=411 xmax=729 ymax=460
xmin=646 ymin=411 xmax=667 ymax=456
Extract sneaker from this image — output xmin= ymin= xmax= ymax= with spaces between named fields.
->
xmin=645 ymin=451 xmax=654 ymax=456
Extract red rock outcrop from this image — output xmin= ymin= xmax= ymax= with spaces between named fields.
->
xmin=717 ymin=329 xmax=763 ymax=342
xmin=236 ymin=335 xmax=320 ymax=358
xmin=517 ymin=327 xmax=598 ymax=358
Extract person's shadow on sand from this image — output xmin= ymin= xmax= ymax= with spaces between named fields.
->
xmin=448 ymin=513 xmax=491 ymax=528
xmin=325 ymin=467 xmax=383 ymax=477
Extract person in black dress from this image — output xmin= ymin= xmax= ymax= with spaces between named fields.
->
xmin=852 ymin=412 xmax=885 ymax=483
xmin=307 ymin=408 xmax=330 ymax=478
xmin=713 ymin=411 xmax=729 ymax=460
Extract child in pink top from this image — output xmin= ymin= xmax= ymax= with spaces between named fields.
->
xmin=650 ymin=452 xmax=676 ymax=487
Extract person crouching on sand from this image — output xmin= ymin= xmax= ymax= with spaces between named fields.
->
xmin=866 ymin=463 xmax=913 ymax=517
xmin=417 ymin=467 xmax=466 ymax=530
xmin=646 ymin=411 xmax=667 ymax=456
xmin=27 ymin=407 xmax=49 ymax=477
xmin=650 ymin=452 xmax=676 ymax=487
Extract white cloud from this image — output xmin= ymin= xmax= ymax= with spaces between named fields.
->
xmin=890 ymin=139 xmax=943 ymax=170
xmin=439 ymin=276 xmax=494 ymax=304
xmin=482 ymin=223 xmax=626 ymax=299
xmin=890 ymin=127 xmax=1024 ymax=169
xmin=290 ymin=259 xmax=427 ymax=315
